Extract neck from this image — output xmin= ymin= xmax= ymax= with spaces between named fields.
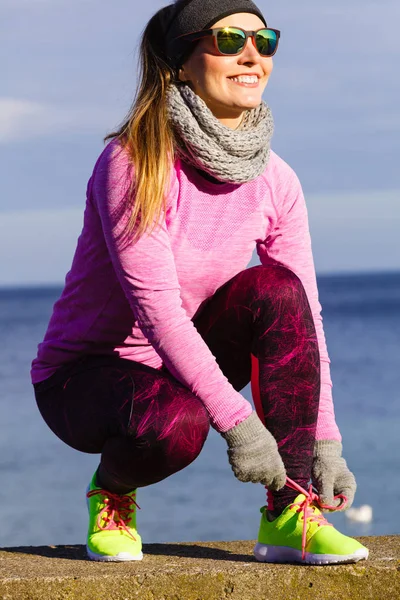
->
xmin=166 ymin=82 xmax=274 ymax=184
xmin=186 ymin=83 xmax=246 ymax=129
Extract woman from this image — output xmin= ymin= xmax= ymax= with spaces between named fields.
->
xmin=31 ymin=0 xmax=369 ymax=565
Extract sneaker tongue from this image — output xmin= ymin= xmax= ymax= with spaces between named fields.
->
xmin=291 ymin=493 xmax=322 ymax=515
xmin=292 ymin=493 xmax=308 ymax=504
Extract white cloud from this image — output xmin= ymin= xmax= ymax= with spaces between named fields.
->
xmin=0 ymin=99 xmax=45 ymax=142
xmin=0 ymin=98 xmax=118 ymax=143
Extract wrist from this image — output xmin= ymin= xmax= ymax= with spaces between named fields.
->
xmin=314 ymin=439 xmax=343 ymax=458
xmin=221 ymin=411 xmax=266 ymax=446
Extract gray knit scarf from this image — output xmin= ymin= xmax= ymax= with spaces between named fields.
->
xmin=165 ymin=82 xmax=274 ymax=184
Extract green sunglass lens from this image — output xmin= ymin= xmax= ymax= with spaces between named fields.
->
xmin=256 ymin=29 xmax=277 ymax=56
xmin=216 ymin=28 xmax=277 ymax=56
xmin=216 ymin=28 xmax=246 ymax=54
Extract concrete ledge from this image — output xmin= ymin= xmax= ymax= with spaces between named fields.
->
xmin=0 ymin=536 xmax=399 ymax=600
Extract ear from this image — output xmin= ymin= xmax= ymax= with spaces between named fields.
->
xmin=178 ymin=66 xmax=186 ymax=83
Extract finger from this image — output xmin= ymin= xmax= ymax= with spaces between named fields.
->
xmin=230 ymin=462 xmax=251 ymax=482
xmin=336 ymin=485 xmax=356 ymax=510
xmin=235 ymin=471 xmax=252 ymax=483
xmin=252 ymin=468 xmax=272 ymax=486
xmin=270 ymin=471 xmax=287 ymax=492
xmin=334 ymin=471 xmax=356 ymax=509
xmin=261 ymin=470 xmax=284 ymax=491
xmin=317 ymin=476 xmax=336 ymax=508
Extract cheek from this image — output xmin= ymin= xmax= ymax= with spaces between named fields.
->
xmin=263 ymin=59 xmax=273 ymax=75
xmin=201 ymin=48 xmax=241 ymax=77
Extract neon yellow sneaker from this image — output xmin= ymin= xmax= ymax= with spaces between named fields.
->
xmin=85 ymin=472 xmax=143 ymax=562
xmin=254 ymin=491 xmax=369 ymax=565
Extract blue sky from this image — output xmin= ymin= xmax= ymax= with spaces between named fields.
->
xmin=1 ymin=0 xmax=399 ymax=285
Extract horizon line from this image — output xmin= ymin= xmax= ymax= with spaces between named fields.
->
xmin=0 ymin=267 xmax=399 ymax=292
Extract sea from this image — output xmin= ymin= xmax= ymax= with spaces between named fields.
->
xmin=0 ymin=269 xmax=399 ymax=549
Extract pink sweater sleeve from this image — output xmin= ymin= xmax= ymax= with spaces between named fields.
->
xmin=92 ymin=142 xmax=253 ymax=433
xmin=257 ymin=166 xmax=342 ymax=442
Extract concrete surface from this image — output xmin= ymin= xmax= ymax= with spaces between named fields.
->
xmin=0 ymin=536 xmax=399 ymax=599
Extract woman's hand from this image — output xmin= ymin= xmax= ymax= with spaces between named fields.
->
xmin=220 ymin=411 xmax=287 ymax=490
xmin=312 ymin=440 xmax=357 ymax=511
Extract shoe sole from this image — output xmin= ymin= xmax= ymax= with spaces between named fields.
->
xmin=86 ymin=546 xmax=143 ymax=562
xmin=253 ymin=542 xmax=369 ymax=565
xmin=85 ymin=484 xmax=143 ymax=562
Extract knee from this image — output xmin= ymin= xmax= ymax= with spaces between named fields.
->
xmin=247 ymin=265 xmax=306 ymax=301
xmin=249 ymin=264 xmax=302 ymax=285
xmin=135 ymin=390 xmax=210 ymax=467
xmin=160 ymin=393 xmax=210 ymax=465
xmin=103 ymin=393 xmax=210 ymax=489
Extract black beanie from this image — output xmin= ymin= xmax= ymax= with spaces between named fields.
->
xmin=163 ymin=0 xmax=267 ymax=70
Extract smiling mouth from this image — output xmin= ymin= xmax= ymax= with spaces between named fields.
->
xmin=228 ymin=77 xmax=260 ymax=87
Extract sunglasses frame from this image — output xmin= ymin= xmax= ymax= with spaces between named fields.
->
xmin=174 ymin=27 xmax=281 ymax=58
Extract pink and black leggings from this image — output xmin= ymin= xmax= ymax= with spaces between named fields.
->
xmin=34 ymin=265 xmax=320 ymax=515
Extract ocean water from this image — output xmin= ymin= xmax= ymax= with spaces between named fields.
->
xmin=0 ymin=270 xmax=399 ymax=549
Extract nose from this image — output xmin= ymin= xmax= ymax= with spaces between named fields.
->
xmin=240 ymin=34 xmax=262 ymax=61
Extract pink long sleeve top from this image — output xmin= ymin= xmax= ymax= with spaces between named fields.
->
xmin=31 ymin=138 xmax=341 ymax=440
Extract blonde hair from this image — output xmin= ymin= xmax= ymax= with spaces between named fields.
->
xmin=104 ymin=6 xmax=185 ymax=244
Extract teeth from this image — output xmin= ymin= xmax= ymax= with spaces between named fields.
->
xmin=229 ymin=76 xmax=259 ymax=83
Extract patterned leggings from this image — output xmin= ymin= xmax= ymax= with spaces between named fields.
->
xmin=34 ymin=265 xmax=320 ymax=514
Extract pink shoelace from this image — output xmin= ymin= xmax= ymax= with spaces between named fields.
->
xmin=284 ymin=477 xmax=347 ymax=560
xmin=87 ymin=479 xmax=345 ymax=558
xmin=87 ymin=488 xmax=141 ymax=541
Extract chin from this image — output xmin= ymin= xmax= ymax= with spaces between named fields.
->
xmin=236 ymin=98 xmax=263 ymax=110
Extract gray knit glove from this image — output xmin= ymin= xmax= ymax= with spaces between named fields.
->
xmin=312 ymin=440 xmax=357 ymax=511
xmin=220 ymin=411 xmax=287 ymax=490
